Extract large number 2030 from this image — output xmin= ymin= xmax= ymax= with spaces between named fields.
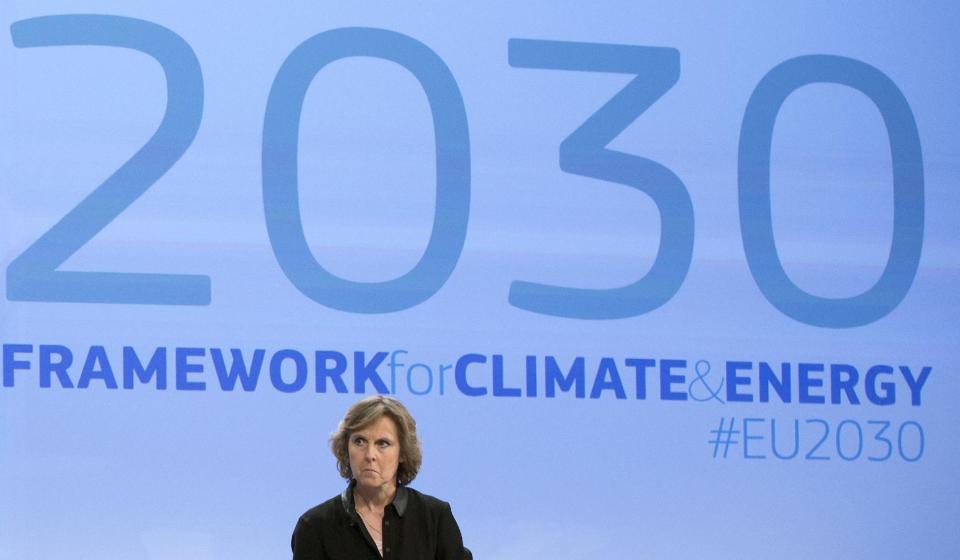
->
xmin=6 ymin=15 xmax=923 ymax=327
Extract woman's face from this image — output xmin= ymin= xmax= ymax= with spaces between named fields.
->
xmin=348 ymin=415 xmax=402 ymax=492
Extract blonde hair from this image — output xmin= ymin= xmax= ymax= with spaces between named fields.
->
xmin=330 ymin=395 xmax=422 ymax=485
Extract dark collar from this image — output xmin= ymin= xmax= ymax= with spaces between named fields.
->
xmin=340 ymin=480 xmax=410 ymax=518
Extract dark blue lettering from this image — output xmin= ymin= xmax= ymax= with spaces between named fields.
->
xmin=725 ymin=361 xmax=752 ymax=402
xmin=315 ymin=351 xmax=348 ymax=393
xmin=830 ymin=364 xmax=860 ymax=404
xmin=900 ymin=366 xmax=931 ymax=406
xmin=590 ymin=358 xmax=626 ymax=399
xmin=123 ymin=346 xmax=166 ymax=389
xmin=626 ymin=358 xmax=653 ymax=399
xmin=865 ymin=365 xmax=895 ymax=405
xmin=455 ymin=354 xmax=487 ymax=397
xmin=659 ymin=359 xmax=687 ymax=401
xmin=525 ymin=356 xmax=538 ymax=397
xmin=353 ymin=351 xmax=389 ymax=394
xmin=78 ymin=345 xmax=117 ymax=389
xmin=211 ymin=348 xmax=263 ymax=391
xmin=270 ymin=349 xmax=307 ymax=393
xmin=492 ymin=355 xmax=520 ymax=397
xmin=2 ymin=344 xmax=32 ymax=387
xmin=545 ymin=356 xmax=585 ymax=398
xmin=759 ymin=362 xmax=790 ymax=403
xmin=39 ymin=344 xmax=74 ymax=388
xmin=175 ymin=347 xmax=206 ymax=391
xmin=798 ymin=363 xmax=825 ymax=404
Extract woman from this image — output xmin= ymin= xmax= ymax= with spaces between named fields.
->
xmin=292 ymin=395 xmax=471 ymax=559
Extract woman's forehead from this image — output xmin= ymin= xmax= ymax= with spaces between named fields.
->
xmin=353 ymin=414 xmax=399 ymax=437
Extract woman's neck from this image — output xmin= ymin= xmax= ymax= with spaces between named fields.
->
xmin=354 ymin=482 xmax=397 ymax=511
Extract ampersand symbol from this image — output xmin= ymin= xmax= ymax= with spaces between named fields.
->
xmin=688 ymin=360 xmax=725 ymax=403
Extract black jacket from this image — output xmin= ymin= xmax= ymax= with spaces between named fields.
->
xmin=292 ymin=483 xmax=471 ymax=560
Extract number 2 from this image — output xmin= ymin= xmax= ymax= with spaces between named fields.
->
xmin=7 ymin=15 xmax=209 ymax=305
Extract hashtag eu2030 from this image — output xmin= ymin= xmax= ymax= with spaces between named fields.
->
xmin=707 ymin=417 xmax=923 ymax=462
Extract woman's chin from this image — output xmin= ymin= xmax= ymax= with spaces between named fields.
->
xmin=356 ymin=475 xmax=384 ymax=487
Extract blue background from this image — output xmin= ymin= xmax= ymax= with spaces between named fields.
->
xmin=2 ymin=2 xmax=958 ymax=558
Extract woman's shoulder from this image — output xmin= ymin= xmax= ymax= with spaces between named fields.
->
xmin=404 ymin=487 xmax=469 ymax=556
xmin=297 ymin=493 xmax=347 ymax=526
xmin=404 ymin=486 xmax=454 ymax=515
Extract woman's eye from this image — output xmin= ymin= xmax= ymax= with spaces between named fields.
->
xmin=376 ymin=440 xmax=390 ymax=448
xmin=353 ymin=438 xmax=366 ymax=446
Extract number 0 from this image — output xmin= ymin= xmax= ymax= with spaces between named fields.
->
xmin=262 ymin=27 xmax=470 ymax=313
xmin=739 ymin=55 xmax=923 ymax=328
